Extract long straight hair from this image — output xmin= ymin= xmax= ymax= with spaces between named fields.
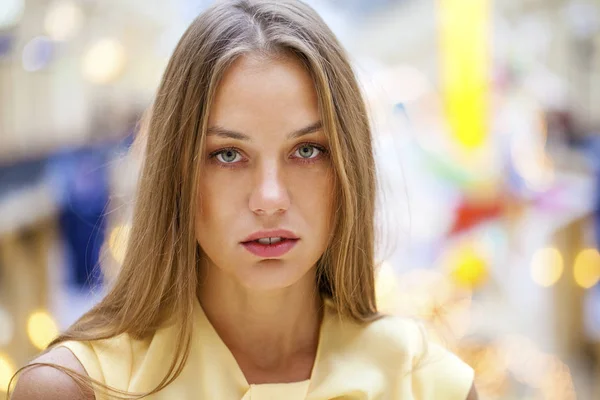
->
xmin=9 ymin=0 xmax=378 ymax=398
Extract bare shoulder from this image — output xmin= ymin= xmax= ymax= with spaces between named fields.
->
xmin=10 ymin=346 xmax=95 ymax=400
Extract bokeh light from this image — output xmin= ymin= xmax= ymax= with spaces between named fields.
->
xmin=445 ymin=242 xmax=489 ymax=289
xmin=21 ymin=36 xmax=54 ymax=72
xmin=573 ymin=248 xmax=600 ymax=289
xmin=0 ymin=352 xmax=16 ymax=393
xmin=530 ymin=247 xmax=563 ymax=287
xmin=27 ymin=310 xmax=59 ymax=350
xmin=0 ymin=0 xmax=25 ymax=30
xmin=82 ymin=38 xmax=126 ymax=84
xmin=44 ymin=0 xmax=84 ymax=41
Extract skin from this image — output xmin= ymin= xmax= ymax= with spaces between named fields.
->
xmin=195 ymin=53 xmax=334 ymax=383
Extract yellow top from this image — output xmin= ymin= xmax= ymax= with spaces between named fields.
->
xmin=57 ymin=300 xmax=474 ymax=399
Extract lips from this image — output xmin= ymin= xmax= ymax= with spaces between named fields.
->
xmin=241 ymin=238 xmax=298 ymax=258
xmin=241 ymin=229 xmax=299 ymax=258
xmin=242 ymin=229 xmax=299 ymax=243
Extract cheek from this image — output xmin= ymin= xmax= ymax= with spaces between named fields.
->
xmin=290 ymin=167 xmax=335 ymax=226
xmin=195 ymin=172 xmax=251 ymax=248
xmin=197 ymin=172 xmax=245 ymax=217
xmin=195 ymin=178 xmax=211 ymax=221
xmin=195 ymin=175 xmax=230 ymax=239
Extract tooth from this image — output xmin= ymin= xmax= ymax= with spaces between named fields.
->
xmin=270 ymin=237 xmax=282 ymax=244
xmin=257 ymin=238 xmax=270 ymax=245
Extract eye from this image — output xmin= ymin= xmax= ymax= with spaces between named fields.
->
xmin=215 ymin=149 xmax=242 ymax=163
xmin=294 ymin=144 xmax=322 ymax=159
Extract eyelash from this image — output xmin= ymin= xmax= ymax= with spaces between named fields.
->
xmin=208 ymin=142 xmax=329 ymax=168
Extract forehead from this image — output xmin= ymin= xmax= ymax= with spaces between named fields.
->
xmin=208 ymin=54 xmax=320 ymax=129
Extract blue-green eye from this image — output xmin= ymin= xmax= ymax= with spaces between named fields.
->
xmin=294 ymin=144 xmax=321 ymax=159
xmin=216 ymin=149 xmax=241 ymax=163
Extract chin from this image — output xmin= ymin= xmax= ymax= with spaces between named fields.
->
xmin=236 ymin=259 xmax=314 ymax=291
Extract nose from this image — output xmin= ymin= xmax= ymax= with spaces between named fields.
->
xmin=249 ymin=160 xmax=290 ymax=216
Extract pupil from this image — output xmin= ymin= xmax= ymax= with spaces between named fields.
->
xmin=224 ymin=151 xmax=235 ymax=161
xmin=301 ymin=146 xmax=313 ymax=157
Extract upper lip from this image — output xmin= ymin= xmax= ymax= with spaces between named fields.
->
xmin=241 ymin=229 xmax=299 ymax=243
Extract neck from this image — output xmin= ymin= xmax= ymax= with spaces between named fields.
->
xmin=198 ymin=265 xmax=323 ymax=383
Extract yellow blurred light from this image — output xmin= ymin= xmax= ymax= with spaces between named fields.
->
xmin=27 ymin=310 xmax=59 ymax=350
xmin=44 ymin=0 xmax=84 ymax=41
xmin=375 ymin=261 xmax=400 ymax=313
xmin=0 ymin=353 xmax=16 ymax=393
xmin=438 ymin=0 xmax=490 ymax=149
xmin=108 ymin=224 xmax=131 ymax=265
xmin=530 ymin=247 xmax=563 ymax=287
xmin=82 ymin=38 xmax=126 ymax=84
xmin=447 ymin=244 xmax=489 ymax=289
xmin=573 ymin=248 xmax=600 ymax=289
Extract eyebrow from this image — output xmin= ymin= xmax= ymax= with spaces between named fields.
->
xmin=206 ymin=120 xmax=323 ymax=141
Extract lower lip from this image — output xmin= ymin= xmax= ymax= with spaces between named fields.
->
xmin=241 ymin=239 xmax=299 ymax=258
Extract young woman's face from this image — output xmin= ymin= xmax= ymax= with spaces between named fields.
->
xmin=195 ymin=54 xmax=334 ymax=290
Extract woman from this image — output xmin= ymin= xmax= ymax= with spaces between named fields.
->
xmin=11 ymin=0 xmax=477 ymax=398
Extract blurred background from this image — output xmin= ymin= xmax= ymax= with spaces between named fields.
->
xmin=1 ymin=0 xmax=599 ymax=398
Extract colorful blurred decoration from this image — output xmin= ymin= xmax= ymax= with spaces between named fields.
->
xmin=449 ymin=197 xmax=504 ymax=236
xmin=530 ymin=247 xmax=564 ymax=287
xmin=44 ymin=0 xmax=84 ymax=42
xmin=0 ymin=353 xmax=16 ymax=394
xmin=27 ymin=310 xmax=59 ymax=350
xmin=437 ymin=0 xmax=490 ymax=150
xmin=0 ymin=0 xmax=24 ymax=30
xmin=21 ymin=36 xmax=54 ymax=72
xmin=83 ymin=38 xmax=126 ymax=84
xmin=574 ymin=248 xmax=600 ymax=289
xmin=443 ymin=241 xmax=490 ymax=289
xmin=51 ymin=146 xmax=113 ymax=289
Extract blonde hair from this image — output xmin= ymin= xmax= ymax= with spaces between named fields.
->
xmin=9 ymin=0 xmax=378 ymax=398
